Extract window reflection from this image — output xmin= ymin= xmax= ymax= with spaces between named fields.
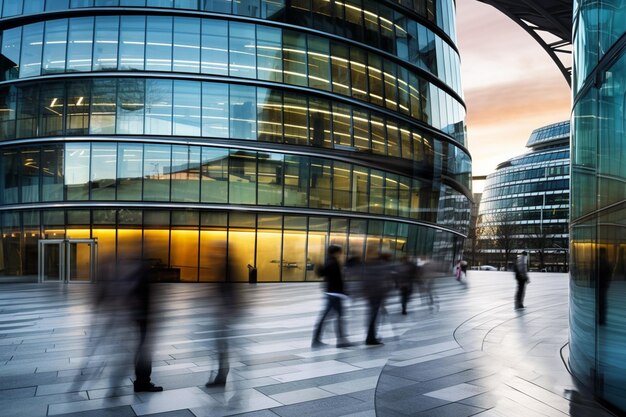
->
xmin=0 ymin=78 xmax=471 ymax=185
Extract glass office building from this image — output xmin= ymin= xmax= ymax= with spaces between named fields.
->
xmin=477 ymin=121 xmax=569 ymax=270
xmin=570 ymin=1 xmax=626 ymax=413
xmin=0 ymin=0 xmax=470 ymax=282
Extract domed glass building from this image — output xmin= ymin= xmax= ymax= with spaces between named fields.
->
xmin=477 ymin=121 xmax=569 ymax=271
xmin=0 ymin=0 xmax=470 ymax=282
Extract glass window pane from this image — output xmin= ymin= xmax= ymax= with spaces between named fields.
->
xmin=200 ymin=147 xmax=228 ymax=203
xmin=350 ymin=48 xmax=368 ymax=101
xmin=173 ymin=17 xmax=200 ymax=73
xmin=307 ymin=36 xmax=330 ymax=91
xmin=117 ymin=143 xmax=143 ymax=200
xmin=332 ymin=161 xmax=351 ymax=210
xmin=93 ymin=16 xmax=119 ymax=71
xmin=41 ymin=144 xmax=64 ymax=201
xmin=173 ymin=80 xmax=201 ymax=136
xmin=171 ymin=145 xmax=200 ymax=202
xmin=257 ymin=87 xmax=283 ymax=142
xmin=171 ymin=227 xmax=199 ymax=281
xmin=372 ymin=115 xmax=387 ymax=155
xmin=21 ymin=148 xmax=40 ymax=203
xmin=234 ymin=0 xmax=260 ymax=17
xmin=332 ymin=102 xmax=351 ymax=146
xmin=283 ymin=93 xmax=308 ymax=145
xmin=67 ymin=17 xmax=93 ymax=72
xmin=20 ymin=23 xmax=44 ymax=78
xmin=39 ymin=82 xmax=65 ymax=136
xmin=16 ymin=85 xmax=39 ymax=138
xmin=2 ymin=149 xmax=19 ymax=204
xmin=229 ymin=150 xmax=257 ymax=204
xmin=282 ymin=30 xmax=307 ymax=86
xmin=91 ymin=142 xmax=117 ymax=200
xmin=368 ymin=53 xmax=384 ymax=106
xmin=117 ymin=78 xmax=145 ymax=134
xmin=257 ymin=25 xmax=282 ymax=82
xmin=202 ymin=81 xmax=229 ymax=138
xmin=230 ymin=84 xmax=256 ymax=140
xmin=309 ymin=98 xmax=331 ymax=148
xmin=201 ymin=19 xmax=228 ymax=75
xmin=1 ymin=27 xmax=22 ymax=81
xmin=143 ymin=144 xmax=171 ymax=201
xmin=42 ymin=19 xmax=68 ymax=74
xmin=66 ymin=80 xmax=90 ymax=135
xmin=284 ymin=154 xmax=308 ymax=207
xmin=65 ymin=143 xmax=90 ymax=200
xmin=353 ymin=166 xmax=369 ymax=212
xmin=145 ymin=78 xmax=173 ymax=135
xmin=23 ymin=0 xmax=44 ymax=14
xmin=257 ymin=152 xmax=283 ymax=205
xmin=119 ymin=16 xmax=145 ymax=70
xmin=0 ymin=85 xmax=17 ymax=139
xmin=309 ymin=157 xmax=331 ymax=209
xmin=229 ymin=22 xmax=256 ymax=79
xmin=331 ymin=43 xmax=350 ymax=96
xmin=352 ymin=109 xmax=370 ymax=151
xmin=369 ymin=169 xmax=384 ymax=214
xmin=146 ymin=16 xmax=173 ymax=71
xmin=90 ymin=79 xmax=117 ymax=134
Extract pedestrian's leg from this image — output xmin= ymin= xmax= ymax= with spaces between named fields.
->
xmin=366 ymin=297 xmax=382 ymax=344
xmin=313 ymin=296 xmax=332 ymax=344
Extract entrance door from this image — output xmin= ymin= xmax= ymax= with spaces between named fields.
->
xmin=38 ymin=239 xmax=97 ymax=283
xmin=67 ymin=239 xmax=97 ymax=282
xmin=38 ymin=240 xmax=65 ymax=283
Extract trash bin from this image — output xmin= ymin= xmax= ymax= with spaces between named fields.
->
xmin=247 ymin=264 xmax=257 ymax=284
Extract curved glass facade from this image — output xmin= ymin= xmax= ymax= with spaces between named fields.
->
xmin=0 ymin=0 xmax=469 ymax=282
xmin=477 ymin=121 xmax=569 ymax=270
xmin=570 ymin=1 xmax=626 ymax=413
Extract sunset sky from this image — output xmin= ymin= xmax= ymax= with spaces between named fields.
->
xmin=455 ymin=1 xmax=571 ymax=193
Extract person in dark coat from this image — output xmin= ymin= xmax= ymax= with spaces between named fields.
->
xmin=514 ymin=251 xmax=529 ymax=309
xmin=362 ymin=251 xmax=392 ymax=345
xmin=128 ymin=259 xmax=163 ymax=392
xmin=312 ymin=245 xmax=352 ymax=348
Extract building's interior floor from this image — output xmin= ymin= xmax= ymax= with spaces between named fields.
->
xmin=0 ymin=271 xmax=616 ymax=417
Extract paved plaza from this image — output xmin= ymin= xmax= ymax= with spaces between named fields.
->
xmin=0 ymin=272 xmax=616 ymax=417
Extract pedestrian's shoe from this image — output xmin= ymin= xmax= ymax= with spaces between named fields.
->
xmin=311 ymin=339 xmax=327 ymax=348
xmin=134 ymin=382 xmax=163 ymax=392
xmin=515 ymin=304 xmax=525 ymax=310
xmin=336 ymin=340 xmax=354 ymax=348
xmin=365 ymin=338 xmax=384 ymax=346
xmin=205 ymin=374 xmax=227 ymax=387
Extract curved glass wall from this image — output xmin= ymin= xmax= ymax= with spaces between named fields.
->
xmin=0 ymin=207 xmax=462 ymax=282
xmin=0 ymin=141 xmax=469 ymax=231
xmin=477 ymin=122 xmax=570 ymax=271
xmin=0 ymin=78 xmax=471 ymax=187
xmin=570 ymin=1 xmax=626 ymax=413
xmin=0 ymin=0 xmax=469 ymax=282
xmin=0 ymin=0 xmax=458 ymax=47
xmin=0 ymin=15 xmax=465 ymax=141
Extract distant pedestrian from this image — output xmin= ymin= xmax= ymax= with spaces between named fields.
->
xmin=395 ymin=256 xmax=419 ymax=315
xmin=312 ymin=245 xmax=352 ymax=348
xmin=514 ymin=251 xmax=529 ymax=309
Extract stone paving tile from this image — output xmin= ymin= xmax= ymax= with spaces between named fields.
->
xmin=0 ymin=273 xmax=617 ymax=417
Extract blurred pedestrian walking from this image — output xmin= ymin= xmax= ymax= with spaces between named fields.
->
xmin=514 ymin=251 xmax=529 ymax=309
xmin=312 ymin=245 xmax=352 ymax=348
xmin=395 ymin=256 xmax=419 ymax=315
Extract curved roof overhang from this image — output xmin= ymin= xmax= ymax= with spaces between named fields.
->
xmin=476 ymin=0 xmax=573 ymax=87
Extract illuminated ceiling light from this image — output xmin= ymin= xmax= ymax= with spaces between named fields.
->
xmin=76 ymin=96 xmax=84 ymax=106
xmin=50 ymin=98 xmax=57 ymax=107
